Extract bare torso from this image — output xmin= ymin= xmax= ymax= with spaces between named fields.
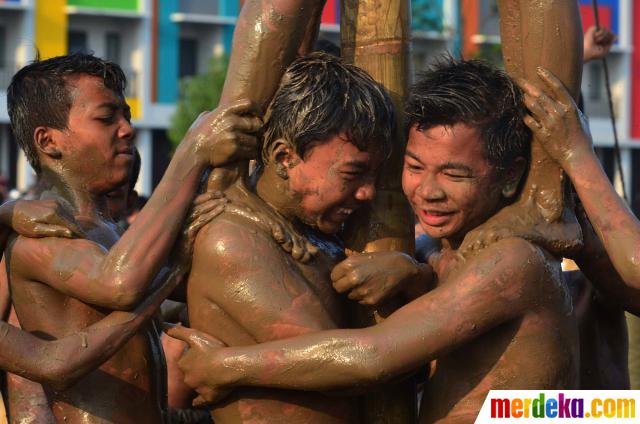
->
xmin=420 ymin=244 xmax=579 ymax=423
xmin=188 ymin=198 xmax=360 ymax=423
xmin=7 ymin=222 xmax=167 ymax=424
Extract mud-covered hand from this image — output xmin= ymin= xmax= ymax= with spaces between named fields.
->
xmin=331 ymin=251 xmax=433 ymax=306
xmin=173 ymin=191 xmax=228 ymax=269
xmin=0 ymin=199 xmax=84 ymax=239
xmin=584 ymin=26 xmax=616 ymax=63
xmin=224 ymin=202 xmax=319 ymax=263
xmin=184 ymin=99 xmax=262 ymax=167
xmin=519 ymin=67 xmax=594 ymax=168
xmin=165 ymin=324 xmax=231 ymax=407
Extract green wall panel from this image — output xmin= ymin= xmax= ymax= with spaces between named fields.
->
xmin=67 ymin=0 xmax=138 ymax=11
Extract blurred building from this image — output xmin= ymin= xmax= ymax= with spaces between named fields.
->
xmin=3 ymin=0 xmax=637 ymax=208
xmin=0 ymin=0 xmax=459 ymax=196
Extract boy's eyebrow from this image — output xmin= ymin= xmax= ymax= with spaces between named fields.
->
xmin=441 ymin=162 xmax=473 ymax=173
xmin=341 ymin=160 xmax=368 ymax=170
xmin=404 ymin=149 xmax=422 ymax=162
xmin=96 ymin=102 xmax=119 ymax=111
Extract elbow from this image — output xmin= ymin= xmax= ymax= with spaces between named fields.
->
xmin=350 ymin=340 xmax=392 ymax=387
xmin=41 ymin=363 xmax=82 ymax=392
xmin=108 ymin=280 xmax=146 ymax=311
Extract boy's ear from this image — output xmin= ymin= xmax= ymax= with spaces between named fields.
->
xmin=501 ymin=157 xmax=527 ymax=199
xmin=266 ymin=138 xmax=300 ymax=180
xmin=34 ymin=126 xmax=62 ymax=159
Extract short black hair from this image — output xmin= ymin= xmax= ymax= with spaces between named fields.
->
xmin=7 ymin=53 xmax=127 ymax=174
xmin=262 ymin=52 xmax=395 ymax=163
xmin=406 ymin=57 xmax=531 ymax=174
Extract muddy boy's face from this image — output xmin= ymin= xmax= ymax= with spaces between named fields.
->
xmin=55 ymin=75 xmax=134 ymax=194
xmin=286 ymin=134 xmax=383 ymax=234
xmin=402 ymin=124 xmax=504 ymax=244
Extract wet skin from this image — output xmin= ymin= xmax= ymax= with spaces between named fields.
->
xmin=518 ymin=67 xmax=640 ymax=306
xmin=4 ymin=75 xmax=259 ymax=423
xmin=187 ymin=135 xmax=383 ymax=423
xmin=170 ymin=124 xmax=579 ymax=423
xmin=0 ymin=199 xmax=199 ymax=423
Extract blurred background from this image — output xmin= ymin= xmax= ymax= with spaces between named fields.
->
xmin=0 ymin=0 xmax=634 ymax=205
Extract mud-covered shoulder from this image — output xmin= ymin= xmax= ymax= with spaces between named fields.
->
xmin=483 ymin=236 xmax=564 ymax=297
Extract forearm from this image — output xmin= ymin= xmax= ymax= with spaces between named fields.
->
xmin=0 ymin=264 xmax=187 ymax=390
xmin=565 ymin=150 xmax=640 ymax=289
xmin=219 ymin=0 xmax=325 ymax=110
xmin=99 ymin=145 xmax=205 ymax=303
xmin=212 ymin=329 xmax=397 ymax=392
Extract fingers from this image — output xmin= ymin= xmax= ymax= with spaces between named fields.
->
xmin=223 ymin=98 xmax=260 ymax=117
xmin=523 ymin=92 xmax=552 ymax=124
xmin=193 ymin=191 xmax=224 ymax=206
xmin=535 ymin=67 xmax=574 ymax=107
xmin=523 ymin=114 xmax=542 ymax=132
xmin=189 ymin=204 xmax=227 ymax=237
xmin=191 ymin=197 xmax=228 ymax=219
xmin=330 ymin=258 xmax=351 ymax=283
xmin=165 ymin=325 xmax=205 ymax=349
xmin=192 ymin=394 xmax=209 ymax=408
xmin=30 ymin=224 xmax=76 ymax=239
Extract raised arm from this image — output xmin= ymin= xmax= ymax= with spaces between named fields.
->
xmin=518 ymin=67 xmax=640 ymax=293
xmin=207 ymin=0 xmax=325 ymax=193
xmin=169 ymin=238 xmax=544 ymax=401
xmin=8 ymin=102 xmax=260 ymax=310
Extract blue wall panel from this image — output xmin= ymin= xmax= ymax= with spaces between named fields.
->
xmin=157 ymin=0 xmax=179 ymax=103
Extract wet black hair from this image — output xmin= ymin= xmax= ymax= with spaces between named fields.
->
xmin=262 ymin=52 xmax=395 ymax=163
xmin=406 ymin=57 xmax=531 ymax=173
xmin=7 ymin=53 xmax=127 ymax=174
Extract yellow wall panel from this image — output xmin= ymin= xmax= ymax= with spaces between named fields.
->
xmin=35 ymin=0 xmax=67 ymax=59
xmin=126 ymin=97 xmax=141 ymax=120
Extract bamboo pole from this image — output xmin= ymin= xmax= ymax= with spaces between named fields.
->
xmin=341 ymin=1 xmax=417 ymax=422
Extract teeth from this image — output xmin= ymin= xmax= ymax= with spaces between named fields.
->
xmin=337 ymin=208 xmax=353 ymax=215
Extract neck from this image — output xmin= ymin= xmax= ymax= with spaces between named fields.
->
xmin=440 ymin=237 xmax=461 ymax=251
xmin=255 ymin=164 xmax=299 ymax=221
xmin=40 ymin=168 xmax=108 ymax=221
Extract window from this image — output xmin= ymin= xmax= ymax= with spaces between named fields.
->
xmin=0 ymin=26 xmax=6 ymax=69
xmin=68 ymin=31 xmax=88 ymax=54
xmin=588 ymin=62 xmax=602 ymax=101
xmin=179 ymin=38 xmax=198 ymax=78
xmin=105 ymin=32 xmax=121 ymax=64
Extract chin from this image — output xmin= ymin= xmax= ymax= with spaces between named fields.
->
xmin=316 ymin=220 xmax=343 ymax=235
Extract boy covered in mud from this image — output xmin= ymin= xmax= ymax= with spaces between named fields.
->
xmin=3 ymin=53 xmax=260 ymax=423
xmin=182 ymin=52 xmax=394 ymax=423
xmin=169 ymin=58 xmax=580 ymax=423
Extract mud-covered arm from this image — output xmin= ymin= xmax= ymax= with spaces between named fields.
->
xmin=0 ymin=264 xmax=184 ymax=391
xmin=570 ymin=207 xmax=640 ymax=315
xmin=0 ymin=199 xmax=82 ymax=253
xmin=218 ymin=0 xmax=326 ymax=110
xmin=519 ymin=68 xmax=640 ymax=291
xmin=170 ymin=238 xmax=544 ymax=398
